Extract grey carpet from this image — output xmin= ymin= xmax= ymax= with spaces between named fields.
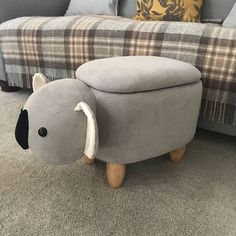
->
xmin=0 ymin=89 xmax=235 ymax=236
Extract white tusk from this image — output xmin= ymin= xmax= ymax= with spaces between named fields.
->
xmin=75 ymin=102 xmax=98 ymax=159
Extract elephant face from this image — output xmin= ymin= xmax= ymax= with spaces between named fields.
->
xmin=15 ymin=74 xmax=98 ymax=165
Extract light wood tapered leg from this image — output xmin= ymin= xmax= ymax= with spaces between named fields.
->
xmin=83 ymin=155 xmax=95 ymax=165
xmin=170 ymin=145 xmax=186 ymax=162
xmin=106 ymin=163 xmax=126 ymax=188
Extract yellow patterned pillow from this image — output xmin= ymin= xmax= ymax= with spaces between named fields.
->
xmin=134 ymin=0 xmax=203 ymax=22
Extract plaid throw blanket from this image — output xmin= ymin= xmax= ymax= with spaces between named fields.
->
xmin=0 ymin=16 xmax=235 ymax=126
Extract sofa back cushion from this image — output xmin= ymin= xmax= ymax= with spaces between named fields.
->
xmin=201 ymin=0 xmax=235 ymax=22
xmin=118 ymin=0 xmax=235 ymax=22
xmin=65 ymin=0 xmax=119 ymax=16
xmin=119 ymin=0 xmax=136 ymax=18
xmin=223 ymin=3 xmax=236 ymax=27
xmin=0 ymin=0 xmax=70 ymax=23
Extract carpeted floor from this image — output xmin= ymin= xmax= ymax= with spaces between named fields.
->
xmin=0 ymin=89 xmax=235 ymax=236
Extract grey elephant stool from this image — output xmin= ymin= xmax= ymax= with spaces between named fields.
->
xmin=15 ymin=56 xmax=202 ymax=188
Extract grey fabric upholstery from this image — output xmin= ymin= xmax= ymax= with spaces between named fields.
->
xmin=94 ymin=82 xmax=202 ymax=164
xmin=76 ymin=56 xmax=202 ymax=164
xmin=17 ymin=57 xmax=202 ymax=165
xmin=0 ymin=0 xmax=70 ymax=23
xmin=65 ymin=0 xmax=119 ymax=16
xmin=76 ymin=56 xmax=201 ymax=93
xmin=223 ymin=3 xmax=236 ymax=28
xmin=201 ymin=0 xmax=235 ymax=22
xmin=23 ymin=79 xmax=96 ymax=165
xmin=119 ymin=0 xmax=136 ymax=18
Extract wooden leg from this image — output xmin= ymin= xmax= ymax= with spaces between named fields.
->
xmin=106 ymin=163 xmax=126 ymax=189
xmin=83 ymin=155 xmax=95 ymax=165
xmin=0 ymin=80 xmax=20 ymax=92
xmin=170 ymin=145 xmax=186 ymax=162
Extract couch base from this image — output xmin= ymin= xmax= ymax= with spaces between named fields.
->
xmin=198 ymin=119 xmax=236 ymax=137
xmin=0 ymin=80 xmax=20 ymax=92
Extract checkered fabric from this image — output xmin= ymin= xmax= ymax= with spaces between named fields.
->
xmin=0 ymin=16 xmax=235 ymax=126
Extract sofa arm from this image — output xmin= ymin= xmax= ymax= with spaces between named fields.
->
xmin=0 ymin=0 xmax=70 ymax=23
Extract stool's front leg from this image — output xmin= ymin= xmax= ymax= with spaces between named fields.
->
xmin=106 ymin=163 xmax=126 ymax=188
xmin=169 ymin=145 xmax=186 ymax=162
xmin=83 ymin=155 xmax=96 ymax=165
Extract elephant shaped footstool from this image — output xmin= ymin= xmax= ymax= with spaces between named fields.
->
xmin=15 ymin=56 xmax=202 ymax=188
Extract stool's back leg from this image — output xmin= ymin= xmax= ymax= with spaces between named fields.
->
xmin=170 ymin=145 xmax=186 ymax=162
xmin=106 ymin=163 xmax=126 ymax=188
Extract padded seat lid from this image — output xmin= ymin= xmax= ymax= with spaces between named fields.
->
xmin=76 ymin=56 xmax=201 ymax=93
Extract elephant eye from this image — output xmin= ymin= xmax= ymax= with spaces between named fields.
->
xmin=38 ymin=127 xmax=47 ymax=137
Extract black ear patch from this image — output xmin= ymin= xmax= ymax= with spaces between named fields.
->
xmin=15 ymin=109 xmax=29 ymax=150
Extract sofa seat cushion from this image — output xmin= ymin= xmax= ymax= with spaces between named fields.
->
xmin=76 ymin=56 xmax=201 ymax=93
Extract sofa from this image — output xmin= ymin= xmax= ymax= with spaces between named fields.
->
xmin=0 ymin=0 xmax=235 ymax=136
